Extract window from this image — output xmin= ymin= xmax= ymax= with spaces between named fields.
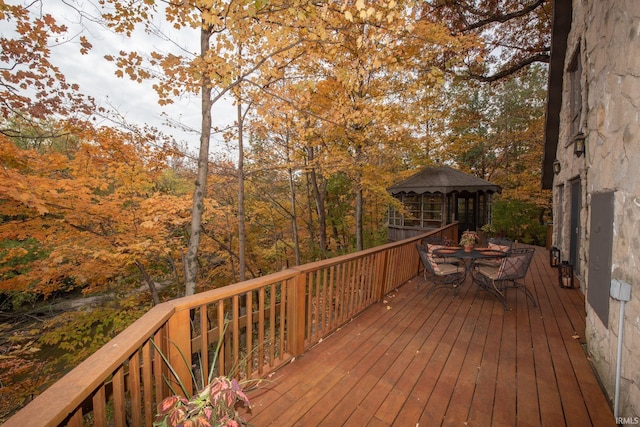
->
xmin=404 ymin=194 xmax=421 ymax=227
xmin=422 ymin=194 xmax=443 ymax=226
xmin=388 ymin=205 xmax=402 ymax=226
xmin=568 ymin=48 xmax=582 ymax=138
xmin=388 ymin=193 xmax=443 ymax=228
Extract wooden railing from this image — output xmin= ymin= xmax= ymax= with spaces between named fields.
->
xmin=5 ymin=224 xmax=457 ymax=427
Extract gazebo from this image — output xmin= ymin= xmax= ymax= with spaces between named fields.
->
xmin=387 ymin=165 xmax=501 ymax=242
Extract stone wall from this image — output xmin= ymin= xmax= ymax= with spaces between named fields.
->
xmin=553 ymin=0 xmax=640 ymax=419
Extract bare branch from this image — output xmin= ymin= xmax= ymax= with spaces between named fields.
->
xmin=468 ymin=52 xmax=550 ymax=82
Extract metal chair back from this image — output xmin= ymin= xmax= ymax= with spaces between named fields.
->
xmin=488 ymin=237 xmax=514 ymax=250
xmin=495 ymin=247 xmax=534 ymax=281
xmin=474 ymin=247 xmax=537 ymax=309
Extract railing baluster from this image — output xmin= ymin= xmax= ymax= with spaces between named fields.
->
xmin=328 ymin=265 xmax=335 ymax=329
xmin=142 ymin=340 xmax=154 ymax=426
xmin=246 ymin=291 xmax=253 ymax=378
xmin=258 ymin=286 xmax=266 ymax=373
xmin=268 ymin=284 xmax=275 ymax=369
xmin=112 ymin=367 xmax=126 ymax=427
xmin=279 ymin=279 xmax=287 ymax=360
xmin=66 ymin=408 xmax=83 ymax=427
xmin=128 ymin=349 xmax=142 ymax=427
xmin=92 ymin=385 xmax=107 ymax=427
xmin=200 ymin=305 xmax=209 ymax=384
xmin=306 ymin=272 xmax=313 ymax=343
xmin=232 ymin=295 xmax=240 ymax=375
xmin=153 ymin=328 xmax=165 ymax=403
xmin=217 ymin=299 xmax=225 ymax=376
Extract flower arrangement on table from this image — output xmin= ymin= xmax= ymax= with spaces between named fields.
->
xmin=459 ymin=230 xmax=479 ymax=248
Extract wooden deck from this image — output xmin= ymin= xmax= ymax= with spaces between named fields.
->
xmin=240 ymin=245 xmax=615 ymax=426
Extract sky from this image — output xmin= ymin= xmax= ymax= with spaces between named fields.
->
xmin=38 ymin=0 xmax=237 ymax=153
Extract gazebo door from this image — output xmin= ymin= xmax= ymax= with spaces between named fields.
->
xmin=456 ymin=194 xmax=476 ymax=232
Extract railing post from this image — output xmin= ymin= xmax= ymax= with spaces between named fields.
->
xmin=287 ymin=271 xmax=307 ymax=357
xmin=166 ymin=309 xmax=193 ymax=396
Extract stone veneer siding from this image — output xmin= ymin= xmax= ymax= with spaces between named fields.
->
xmin=553 ymin=0 xmax=640 ymax=419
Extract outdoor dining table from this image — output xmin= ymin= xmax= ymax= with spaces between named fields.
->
xmin=433 ymin=246 xmax=507 ymax=284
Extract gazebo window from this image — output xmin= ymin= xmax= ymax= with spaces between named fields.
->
xmin=404 ymin=194 xmax=421 ymax=227
xmin=389 ymin=194 xmax=443 ymax=228
xmin=422 ymin=194 xmax=443 ymax=225
xmin=388 ymin=205 xmax=402 ymax=226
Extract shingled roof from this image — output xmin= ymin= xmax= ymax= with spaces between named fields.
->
xmin=387 ymin=165 xmax=501 ymax=195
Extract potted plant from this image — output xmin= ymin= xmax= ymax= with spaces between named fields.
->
xmin=459 ymin=230 xmax=479 ymax=252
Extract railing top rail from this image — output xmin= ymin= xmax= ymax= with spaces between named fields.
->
xmin=290 ymin=224 xmax=456 ymax=272
xmin=172 ymin=268 xmax=301 ymax=312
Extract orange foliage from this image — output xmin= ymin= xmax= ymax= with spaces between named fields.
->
xmin=0 ymin=1 xmax=94 ymax=119
xmin=0 ymin=124 xmax=196 ymax=299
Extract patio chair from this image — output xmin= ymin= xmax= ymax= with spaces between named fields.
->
xmin=416 ymin=244 xmax=465 ymax=298
xmin=475 ymin=237 xmax=514 ymax=268
xmin=426 ymin=242 xmax=461 ymax=266
xmin=487 ymin=237 xmax=513 ymax=251
xmin=472 ymin=247 xmax=537 ymax=310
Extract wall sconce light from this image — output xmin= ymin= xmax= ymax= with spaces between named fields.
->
xmin=553 ymin=159 xmax=561 ymax=175
xmin=574 ymin=131 xmax=586 ymax=157
xmin=558 ymin=261 xmax=574 ymax=288
xmin=550 ymin=246 xmax=560 ymax=267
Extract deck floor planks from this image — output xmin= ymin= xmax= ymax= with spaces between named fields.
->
xmin=379 ymin=291 xmax=463 ymax=425
xmin=539 ymin=270 xmax=593 ymax=426
xmin=243 ymin=245 xmax=615 ymax=427
xmin=270 ymin=279 xmax=440 ymax=425
xmin=441 ymin=295 xmax=494 ymax=425
xmin=304 ymin=289 xmax=438 ymax=425
xmin=516 ymin=290 xmax=543 ymax=426
xmin=416 ymin=288 xmax=485 ymax=425
xmin=466 ymin=301 xmax=505 ymax=426
xmin=362 ymin=290 xmax=469 ymax=424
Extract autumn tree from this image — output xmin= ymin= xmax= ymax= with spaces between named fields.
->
xmin=0 ymin=0 xmax=96 ymax=138
xmin=292 ymin=2 xmax=474 ymax=251
xmin=247 ymin=108 xmax=305 ymax=266
xmin=443 ymin=65 xmax=550 ymax=242
xmin=98 ymin=0 xmax=341 ymax=293
xmin=0 ymin=120 xmax=193 ymax=301
xmin=424 ymin=0 xmax=553 ymax=81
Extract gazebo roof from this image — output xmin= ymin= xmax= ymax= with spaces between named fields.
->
xmin=387 ymin=165 xmax=501 ymax=195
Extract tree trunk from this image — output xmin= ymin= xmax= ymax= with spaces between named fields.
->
xmin=184 ymin=25 xmax=213 ymax=296
xmin=355 ymin=185 xmax=364 ymax=251
xmin=135 ymin=260 xmax=160 ymax=305
xmin=237 ymin=97 xmax=246 ymax=282
xmin=307 ymin=146 xmax=328 ymax=257
xmin=288 ymin=162 xmax=301 ymax=266
xmin=304 ymin=167 xmax=317 ymax=256
xmin=166 ymin=254 xmax=181 ymax=297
